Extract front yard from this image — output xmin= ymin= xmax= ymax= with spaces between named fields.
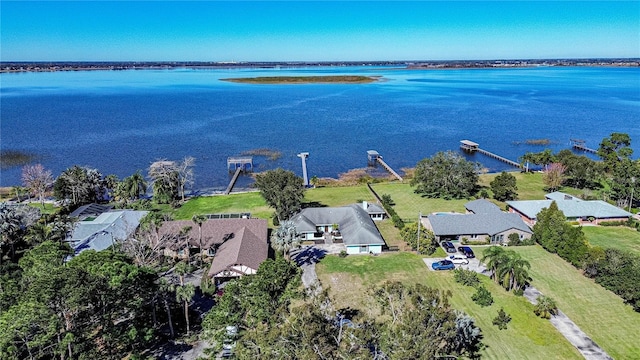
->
xmin=316 ymin=252 xmax=582 ymax=360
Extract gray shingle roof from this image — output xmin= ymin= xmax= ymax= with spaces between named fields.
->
xmin=69 ymin=203 xmax=113 ymax=219
xmin=291 ymin=204 xmax=385 ymax=246
xmin=365 ymin=202 xmax=386 ymax=214
xmin=70 ymin=210 xmax=148 ymax=254
xmin=427 ymin=212 xmax=532 ymax=237
xmin=507 ymin=193 xmax=632 ymax=220
xmin=465 ymin=199 xmax=501 ymax=214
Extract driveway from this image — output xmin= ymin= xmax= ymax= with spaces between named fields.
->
xmin=423 ymin=257 xmax=487 ymax=274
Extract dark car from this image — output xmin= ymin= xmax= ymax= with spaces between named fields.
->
xmin=442 ymin=241 xmax=457 ymax=253
xmin=432 ymin=259 xmax=455 ymax=270
xmin=458 ymin=246 xmax=475 ymax=258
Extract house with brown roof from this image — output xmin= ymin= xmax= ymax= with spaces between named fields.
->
xmin=158 ymin=218 xmax=268 ymax=281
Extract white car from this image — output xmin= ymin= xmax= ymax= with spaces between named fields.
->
xmin=448 ymin=254 xmax=470 ymax=265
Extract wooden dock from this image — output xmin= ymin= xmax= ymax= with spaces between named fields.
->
xmin=225 ymin=156 xmax=253 ymax=195
xmin=367 ymin=150 xmax=404 ymax=181
xmin=224 ymin=167 xmax=243 ymax=195
xmin=459 ymin=140 xmax=523 ymax=169
xmin=570 ymin=139 xmax=597 ymax=154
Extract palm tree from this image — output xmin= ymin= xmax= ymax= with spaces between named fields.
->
xmin=498 ymin=252 xmax=531 ymax=291
xmin=0 ymin=206 xmax=23 ymax=263
xmin=25 ymin=223 xmax=52 ymax=245
xmin=158 ymin=278 xmax=175 ymax=338
xmin=271 ymin=220 xmax=301 ymax=260
xmin=175 ymin=283 xmax=196 ymax=336
xmin=534 ymin=295 xmax=558 ymax=319
xmin=192 ymin=214 xmax=207 ymax=265
xmin=481 ymin=246 xmax=506 ymax=282
xmin=50 ymin=215 xmax=74 ymax=244
xmin=127 ymin=171 xmax=148 ymax=200
xmin=140 ymin=211 xmax=164 ymax=244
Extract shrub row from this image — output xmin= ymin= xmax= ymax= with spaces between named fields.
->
xmin=380 ymin=193 xmax=404 ymax=229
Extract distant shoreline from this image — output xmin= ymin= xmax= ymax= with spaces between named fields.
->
xmin=1 ymin=59 xmax=638 ymax=73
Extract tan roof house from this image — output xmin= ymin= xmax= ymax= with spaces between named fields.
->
xmin=158 ymin=218 xmax=268 ymax=281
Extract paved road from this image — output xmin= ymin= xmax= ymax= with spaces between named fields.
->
xmin=422 ymin=255 xmax=612 ymax=360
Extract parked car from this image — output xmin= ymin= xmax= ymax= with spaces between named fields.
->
xmin=448 ymin=253 xmax=470 ymax=265
xmin=432 ymin=259 xmax=455 ymax=270
xmin=458 ymin=246 xmax=475 ymax=258
xmin=442 ymin=241 xmax=457 ymax=253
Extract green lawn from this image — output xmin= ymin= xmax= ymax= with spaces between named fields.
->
xmin=28 ymin=202 xmax=58 ymax=215
xmin=478 ymin=171 xmax=547 ymax=201
xmin=173 ymin=192 xmax=271 ymax=220
xmin=370 ymin=183 xmax=468 ymax=220
xmin=173 ymin=185 xmax=375 ymax=222
xmin=582 ymin=226 xmax=640 ymax=255
xmin=317 ymin=252 xmax=582 ymax=360
xmin=303 ymin=185 xmax=375 ymax=207
xmin=511 ymin=246 xmax=640 ymax=359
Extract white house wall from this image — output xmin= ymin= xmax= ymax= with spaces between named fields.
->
xmin=346 ymin=244 xmax=382 ymax=255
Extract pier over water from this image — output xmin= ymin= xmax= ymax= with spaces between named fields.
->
xmin=570 ymin=139 xmax=598 ymax=154
xmin=225 ymin=156 xmax=253 ymax=194
xmin=460 ymin=140 xmax=523 ymax=169
xmin=367 ymin=150 xmax=404 ymax=181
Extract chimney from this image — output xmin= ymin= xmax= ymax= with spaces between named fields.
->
xmin=362 ymin=201 xmax=368 ymax=210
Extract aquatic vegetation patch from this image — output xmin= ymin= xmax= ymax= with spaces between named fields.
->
xmin=0 ymin=150 xmax=38 ymax=169
xmin=241 ymin=148 xmax=282 ymax=161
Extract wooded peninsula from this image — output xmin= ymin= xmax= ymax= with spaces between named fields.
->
xmin=220 ymin=75 xmax=379 ymax=84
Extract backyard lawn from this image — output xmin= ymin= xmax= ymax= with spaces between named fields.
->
xmin=370 ymin=183 xmax=468 ymax=220
xmin=173 ymin=191 xmax=272 ymax=220
xmin=316 ymin=252 xmax=582 ymax=360
xmin=511 ymin=245 xmax=640 ymax=359
xmin=582 ymin=225 xmax=640 ymax=255
xmin=303 ymin=185 xmax=375 ymax=207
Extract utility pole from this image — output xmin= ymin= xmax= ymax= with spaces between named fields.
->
xmin=629 ymin=177 xmax=636 ymax=213
xmin=417 ymin=212 xmax=422 ymax=255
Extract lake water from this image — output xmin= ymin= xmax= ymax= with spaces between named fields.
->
xmin=1 ymin=66 xmax=639 ymax=192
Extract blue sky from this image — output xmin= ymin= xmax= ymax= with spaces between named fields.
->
xmin=1 ymin=1 xmax=639 ymax=61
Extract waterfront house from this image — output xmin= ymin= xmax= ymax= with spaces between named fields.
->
xmin=158 ymin=218 xmax=268 ymax=281
xmin=421 ymin=199 xmax=532 ymax=245
xmin=506 ymin=192 xmax=632 ymax=225
xmin=68 ymin=209 xmax=148 ymax=254
xmin=290 ymin=202 xmax=386 ymax=254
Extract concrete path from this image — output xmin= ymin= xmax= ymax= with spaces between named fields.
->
xmin=523 ymin=287 xmax=612 ymax=360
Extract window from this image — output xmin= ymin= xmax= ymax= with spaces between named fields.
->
xmin=208 ymin=248 xmax=216 ymax=256
xmin=360 ymin=245 xmax=368 ymax=253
